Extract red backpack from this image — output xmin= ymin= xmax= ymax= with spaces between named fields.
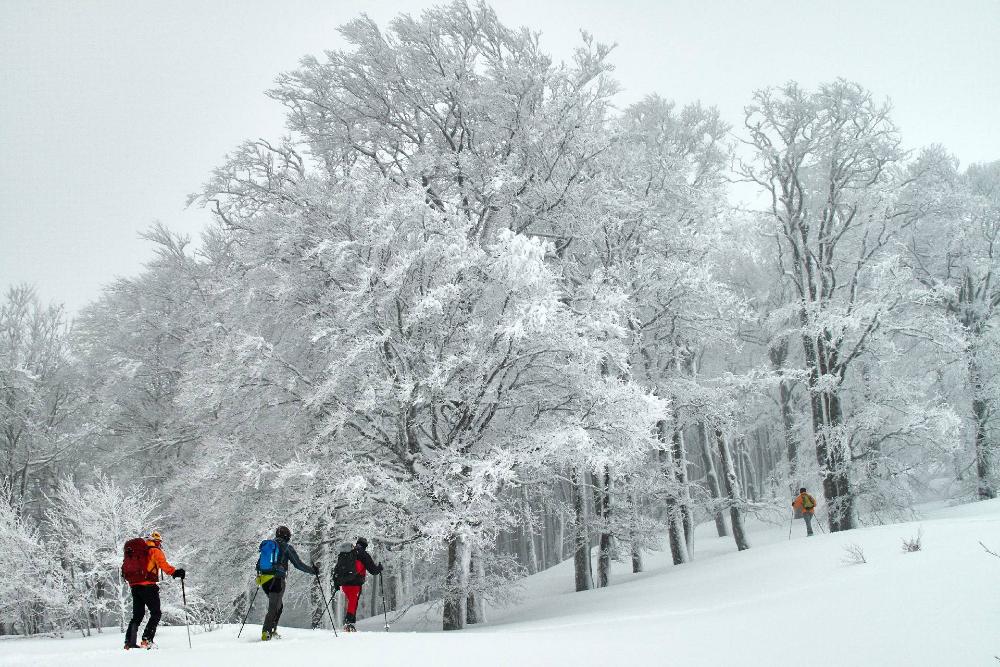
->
xmin=122 ymin=537 xmax=151 ymax=585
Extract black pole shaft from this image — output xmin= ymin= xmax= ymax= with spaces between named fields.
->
xmin=181 ymin=578 xmax=192 ymax=649
xmin=237 ymin=583 xmax=259 ymax=639
xmin=380 ymin=574 xmax=389 ymax=632
xmin=315 ymin=574 xmax=339 ymax=637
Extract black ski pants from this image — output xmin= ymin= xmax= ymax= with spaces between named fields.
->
xmin=125 ymin=585 xmax=162 ymax=645
xmin=262 ymin=576 xmax=286 ymax=633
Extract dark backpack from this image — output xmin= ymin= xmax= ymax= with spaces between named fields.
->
xmin=333 ymin=549 xmax=361 ymax=586
xmin=257 ymin=539 xmax=282 ymax=574
xmin=122 ymin=537 xmax=151 ymax=586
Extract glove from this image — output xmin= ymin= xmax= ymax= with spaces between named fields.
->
xmin=374 ymin=563 xmax=384 ymax=575
xmin=333 ymin=584 xmax=340 ymax=592
xmin=172 ymin=568 xmax=186 ymax=580
xmin=312 ymin=563 xmax=320 ymax=576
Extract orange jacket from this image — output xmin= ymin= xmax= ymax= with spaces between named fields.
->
xmin=792 ymin=492 xmax=817 ymax=515
xmin=133 ymin=542 xmax=176 ymax=586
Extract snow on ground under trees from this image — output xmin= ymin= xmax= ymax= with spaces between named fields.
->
xmin=3 ymin=500 xmax=998 ymax=667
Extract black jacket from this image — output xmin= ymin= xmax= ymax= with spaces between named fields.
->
xmin=336 ymin=542 xmax=382 ymax=586
xmin=272 ymin=538 xmax=314 ymax=578
xmin=354 ymin=547 xmax=382 ymax=578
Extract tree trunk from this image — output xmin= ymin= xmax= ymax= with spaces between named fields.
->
xmin=571 ymin=467 xmax=594 ymax=591
xmin=596 ymin=466 xmax=612 ymax=588
xmin=697 ymin=422 xmax=728 ymax=536
xmin=521 ymin=489 xmax=540 ymax=574
xmin=631 ymin=543 xmax=643 ymax=573
xmin=659 ymin=421 xmax=690 ymax=564
xmin=716 ymin=428 xmax=749 ymax=551
xmin=442 ymin=534 xmax=467 ymax=631
xmin=769 ymin=340 xmax=801 ymax=492
xmin=310 ymin=532 xmax=324 ymax=629
xmin=739 ymin=439 xmax=759 ymax=503
xmin=673 ymin=425 xmax=694 ymax=556
xmin=466 ymin=545 xmax=485 ymax=625
xmin=970 ymin=357 xmax=996 ymax=499
xmin=802 ymin=328 xmax=855 ymax=532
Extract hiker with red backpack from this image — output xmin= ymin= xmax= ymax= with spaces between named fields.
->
xmin=121 ymin=531 xmax=185 ymax=650
xmin=792 ymin=487 xmax=818 ymax=536
xmin=332 ymin=537 xmax=383 ymax=632
xmin=256 ymin=525 xmax=318 ymax=641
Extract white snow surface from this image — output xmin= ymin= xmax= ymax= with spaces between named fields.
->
xmin=3 ymin=500 xmax=998 ymax=666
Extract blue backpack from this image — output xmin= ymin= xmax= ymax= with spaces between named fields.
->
xmin=257 ymin=539 xmax=282 ymax=574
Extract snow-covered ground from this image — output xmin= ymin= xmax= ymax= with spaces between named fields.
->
xmin=3 ymin=500 xmax=998 ymax=666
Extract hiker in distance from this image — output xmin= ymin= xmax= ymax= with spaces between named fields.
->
xmin=792 ymin=487 xmax=818 ymax=536
xmin=121 ymin=531 xmax=185 ymax=650
xmin=257 ymin=525 xmax=319 ymax=641
xmin=333 ymin=537 xmax=383 ymax=632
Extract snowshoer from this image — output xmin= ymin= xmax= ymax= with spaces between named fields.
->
xmin=256 ymin=525 xmax=318 ymax=641
xmin=121 ymin=531 xmax=185 ymax=650
xmin=332 ymin=536 xmax=383 ymax=632
xmin=792 ymin=487 xmax=817 ymax=536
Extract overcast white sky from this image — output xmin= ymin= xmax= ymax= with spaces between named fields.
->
xmin=2 ymin=0 xmax=999 ymax=314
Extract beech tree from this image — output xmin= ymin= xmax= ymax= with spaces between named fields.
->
xmin=741 ymin=81 xmax=911 ymax=531
xmin=0 ymin=286 xmax=83 ymax=514
xmin=903 ymin=151 xmax=1000 ymax=499
xmin=188 ymin=1 xmax=660 ymax=628
xmin=591 ymin=95 xmax=736 ymax=563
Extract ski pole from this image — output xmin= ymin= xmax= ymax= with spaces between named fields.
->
xmin=181 ymin=578 xmax=192 ymax=649
xmin=379 ymin=573 xmax=389 ymax=632
xmin=788 ymin=515 xmax=793 ymax=540
xmin=237 ymin=582 xmax=259 ymax=639
xmin=314 ymin=573 xmax=339 ymax=637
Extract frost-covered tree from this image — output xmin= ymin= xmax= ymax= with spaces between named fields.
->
xmin=0 ymin=484 xmax=70 ymax=635
xmin=0 ymin=286 xmax=84 ymax=514
xmin=740 ymin=80 xmax=927 ymax=530
xmin=186 ymin=1 xmax=660 ymax=628
xmin=903 ymin=150 xmax=1000 ymax=499
xmin=591 ymin=95 xmax=739 ymax=563
xmin=73 ymin=225 xmax=204 ymax=476
xmin=45 ymin=475 xmax=163 ymax=633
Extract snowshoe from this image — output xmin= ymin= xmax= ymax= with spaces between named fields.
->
xmin=140 ymin=639 xmax=157 ymax=650
xmin=344 ymin=623 xmax=357 ymax=633
xmin=261 ymin=630 xmax=271 ymax=641
xmin=123 ymin=642 xmax=140 ymax=650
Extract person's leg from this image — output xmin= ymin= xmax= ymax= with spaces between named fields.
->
xmin=262 ymin=577 xmax=286 ymax=634
xmin=141 ymin=586 xmax=162 ymax=643
xmin=805 ymin=512 xmax=814 ymax=536
xmin=342 ymin=585 xmax=361 ymax=624
xmin=125 ymin=586 xmax=144 ymax=647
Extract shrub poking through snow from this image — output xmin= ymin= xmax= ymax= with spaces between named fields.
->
xmin=901 ymin=528 xmax=923 ymax=553
xmin=841 ymin=543 xmax=867 ymax=565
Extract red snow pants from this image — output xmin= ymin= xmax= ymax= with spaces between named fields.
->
xmin=342 ymin=585 xmax=362 ymax=622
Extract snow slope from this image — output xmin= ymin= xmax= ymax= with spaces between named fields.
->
xmin=3 ymin=500 xmax=998 ymax=666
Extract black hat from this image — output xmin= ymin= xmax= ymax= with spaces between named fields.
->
xmin=276 ymin=525 xmax=292 ymax=541
xmin=799 ymin=487 xmax=807 ymax=493
xmin=356 ymin=536 xmax=369 ymax=549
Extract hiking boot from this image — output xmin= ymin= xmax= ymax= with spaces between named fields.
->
xmin=124 ymin=642 xmax=140 ymax=650
xmin=344 ymin=623 xmax=357 ymax=633
xmin=140 ymin=639 xmax=156 ymax=650
xmin=261 ymin=630 xmax=271 ymax=641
